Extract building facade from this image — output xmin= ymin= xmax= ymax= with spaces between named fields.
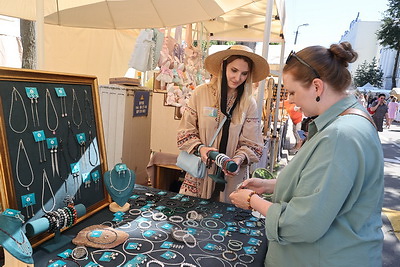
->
xmin=340 ymin=16 xmax=399 ymax=90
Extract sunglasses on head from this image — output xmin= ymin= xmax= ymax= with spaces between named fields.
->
xmin=286 ymin=50 xmax=321 ymax=79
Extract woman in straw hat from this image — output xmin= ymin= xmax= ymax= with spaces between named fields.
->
xmin=230 ymin=42 xmax=384 ymax=266
xmin=177 ymin=45 xmax=269 ymax=203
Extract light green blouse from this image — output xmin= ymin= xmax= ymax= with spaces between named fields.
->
xmin=265 ymin=95 xmax=384 ymax=267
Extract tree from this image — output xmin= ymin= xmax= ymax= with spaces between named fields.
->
xmin=20 ymin=19 xmax=36 ymax=69
xmin=354 ymin=57 xmax=384 ymax=88
xmin=376 ymin=0 xmax=400 ymax=89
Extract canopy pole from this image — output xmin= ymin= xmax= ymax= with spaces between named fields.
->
xmin=257 ymin=0 xmax=274 ymax=120
xmin=269 ymin=41 xmax=286 ymax=172
xmin=36 ymin=0 xmax=44 ymax=69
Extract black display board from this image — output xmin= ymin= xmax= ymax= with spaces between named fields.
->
xmin=0 ymin=67 xmax=110 ymax=247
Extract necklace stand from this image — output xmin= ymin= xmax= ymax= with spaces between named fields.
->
xmin=104 ymin=164 xmax=136 ymax=211
xmin=109 ymin=201 xmax=130 ymax=213
xmin=3 ymin=250 xmax=34 ymax=267
xmin=0 ymin=214 xmax=33 ymax=265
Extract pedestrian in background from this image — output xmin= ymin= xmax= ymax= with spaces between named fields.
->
xmin=283 ymin=100 xmax=303 ymax=154
xmin=230 ymin=42 xmax=384 ymax=266
xmin=370 ymin=93 xmax=389 ymax=132
xmin=387 ymin=96 xmax=398 ymax=128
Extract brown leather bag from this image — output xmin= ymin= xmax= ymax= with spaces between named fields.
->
xmin=340 ymin=108 xmax=377 ymax=130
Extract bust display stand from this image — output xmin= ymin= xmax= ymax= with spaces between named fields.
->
xmin=104 ymin=164 xmax=136 ymax=212
xmin=0 ymin=212 xmax=34 ymax=266
xmin=25 ymin=204 xmax=86 ymax=253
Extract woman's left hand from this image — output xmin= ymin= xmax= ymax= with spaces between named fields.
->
xmin=229 ymin=188 xmax=253 ymax=210
xmin=223 ymin=157 xmax=242 ymax=176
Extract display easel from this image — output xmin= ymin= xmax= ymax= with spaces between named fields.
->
xmin=0 ymin=67 xmax=110 ymax=248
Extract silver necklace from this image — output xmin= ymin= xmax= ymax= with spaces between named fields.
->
xmin=48 ymin=138 xmax=59 ymax=177
xmin=16 ymin=139 xmax=34 ymax=191
xmin=88 ymin=131 xmax=99 ymax=167
xmin=72 ymin=88 xmax=82 ymax=129
xmin=41 ymin=169 xmax=56 ymax=213
xmin=55 ymin=87 xmax=68 ymax=117
xmin=9 ymin=87 xmax=28 ymax=134
xmin=45 ymin=88 xmax=59 ymax=134
xmin=0 ymin=227 xmax=32 ymax=256
xmin=26 ymin=87 xmax=40 ymax=127
xmin=109 ymin=169 xmax=132 ymax=194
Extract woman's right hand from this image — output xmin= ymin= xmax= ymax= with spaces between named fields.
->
xmin=199 ymin=146 xmax=218 ymax=163
xmin=239 ymin=178 xmax=276 ymax=195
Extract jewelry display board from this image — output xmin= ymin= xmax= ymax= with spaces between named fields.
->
xmin=0 ymin=67 xmax=110 ymax=247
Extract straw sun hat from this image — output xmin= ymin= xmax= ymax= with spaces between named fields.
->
xmin=204 ymin=45 xmax=270 ymax=83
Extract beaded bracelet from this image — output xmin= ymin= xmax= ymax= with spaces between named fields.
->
xmin=247 ymin=191 xmax=258 ymax=210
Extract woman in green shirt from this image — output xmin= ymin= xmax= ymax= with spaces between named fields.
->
xmin=230 ymin=42 xmax=384 ymax=267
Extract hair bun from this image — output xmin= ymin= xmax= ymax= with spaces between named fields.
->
xmin=329 ymin=42 xmax=358 ymax=67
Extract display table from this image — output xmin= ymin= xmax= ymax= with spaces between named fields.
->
xmin=33 ymin=185 xmax=267 ymax=266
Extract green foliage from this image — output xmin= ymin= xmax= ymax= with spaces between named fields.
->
xmin=353 ymin=57 xmax=384 ymax=88
xmin=376 ymin=0 xmax=400 ymax=49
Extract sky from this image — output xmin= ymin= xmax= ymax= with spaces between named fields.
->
xmin=283 ymin=0 xmax=390 ymax=52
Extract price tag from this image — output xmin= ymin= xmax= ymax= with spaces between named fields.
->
xmin=82 ymin=173 xmax=90 ymax=183
xmin=70 ymin=162 xmax=80 ymax=174
xmin=161 ymin=223 xmax=173 ymax=231
xmin=2 ymin=208 xmax=21 ymax=217
xmin=76 ymin=133 xmax=86 ymax=144
xmin=161 ymin=241 xmax=173 ymax=248
xmin=126 ymin=242 xmax=141 ymax=250
xmin=125 ymin=254 xmax=147 ymax=266
xmin=143 ymin=230 xmax=156 ymax=237
xmin=25 ymin=87 xmax=39 ymax=98
xmin=48 ymin=260 xmax=66 ymax=267
xmin=203 ymin=243 xmax=216 ymax=251
xmin=91 ymin=170 xmax=100 ymax=182
xmin=90 ymin=230 xmax=103 ymax=238
xmin=54 ymin=87 xmax=66 ymax=97
xmin=21 ymin=193 xmax=36 ymax=207
xmin=57 ymin=249 xmax=72 ymax=259
xmin=160 ymin=251 xmax=176 ymax=260
xmin=33 ymin=130 xmax=46 ymax=142
xmin=248 ymin=237 xmax=262 ymax=246
xmin=115 ymin=163 xmax=127 ymax=172
xmin=99 ymin=252 xmax=113 ymax=262
xmin=46 ymin=137 xmax=58 ymax=149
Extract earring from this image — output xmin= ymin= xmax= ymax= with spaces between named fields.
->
xmin=316 ymin=96 xmax=320 ymax=102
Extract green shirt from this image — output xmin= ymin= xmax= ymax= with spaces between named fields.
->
xmin=265 ymin=95 xmax=384 ymax=267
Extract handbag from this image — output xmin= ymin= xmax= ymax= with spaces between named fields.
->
xmin=176 ymin=117 xmax=226 ymax=178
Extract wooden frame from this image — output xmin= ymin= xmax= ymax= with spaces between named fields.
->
xmin=0 ymin=67 xmax=110 ymax=247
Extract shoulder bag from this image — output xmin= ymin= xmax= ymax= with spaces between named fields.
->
xmin=176 ymin=117 xmax=226 ymax=178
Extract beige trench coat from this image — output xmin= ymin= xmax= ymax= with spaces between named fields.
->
xmin=177 ymin=82 xmax=264 ymax=203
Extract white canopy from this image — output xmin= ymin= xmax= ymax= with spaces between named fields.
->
xmin=0 ymin=0 xmax=255 ymax=29
xmin=203 ymin=0 xmax=285 ymax=42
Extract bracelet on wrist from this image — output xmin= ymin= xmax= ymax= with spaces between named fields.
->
xmin=247 ymin=191 xmax=258 ymax=210
xmin=197 ymin=144 xmax=205 ymax=155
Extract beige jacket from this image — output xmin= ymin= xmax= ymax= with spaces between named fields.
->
xmin=177 ymin=82 xmax=264 ymax=202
